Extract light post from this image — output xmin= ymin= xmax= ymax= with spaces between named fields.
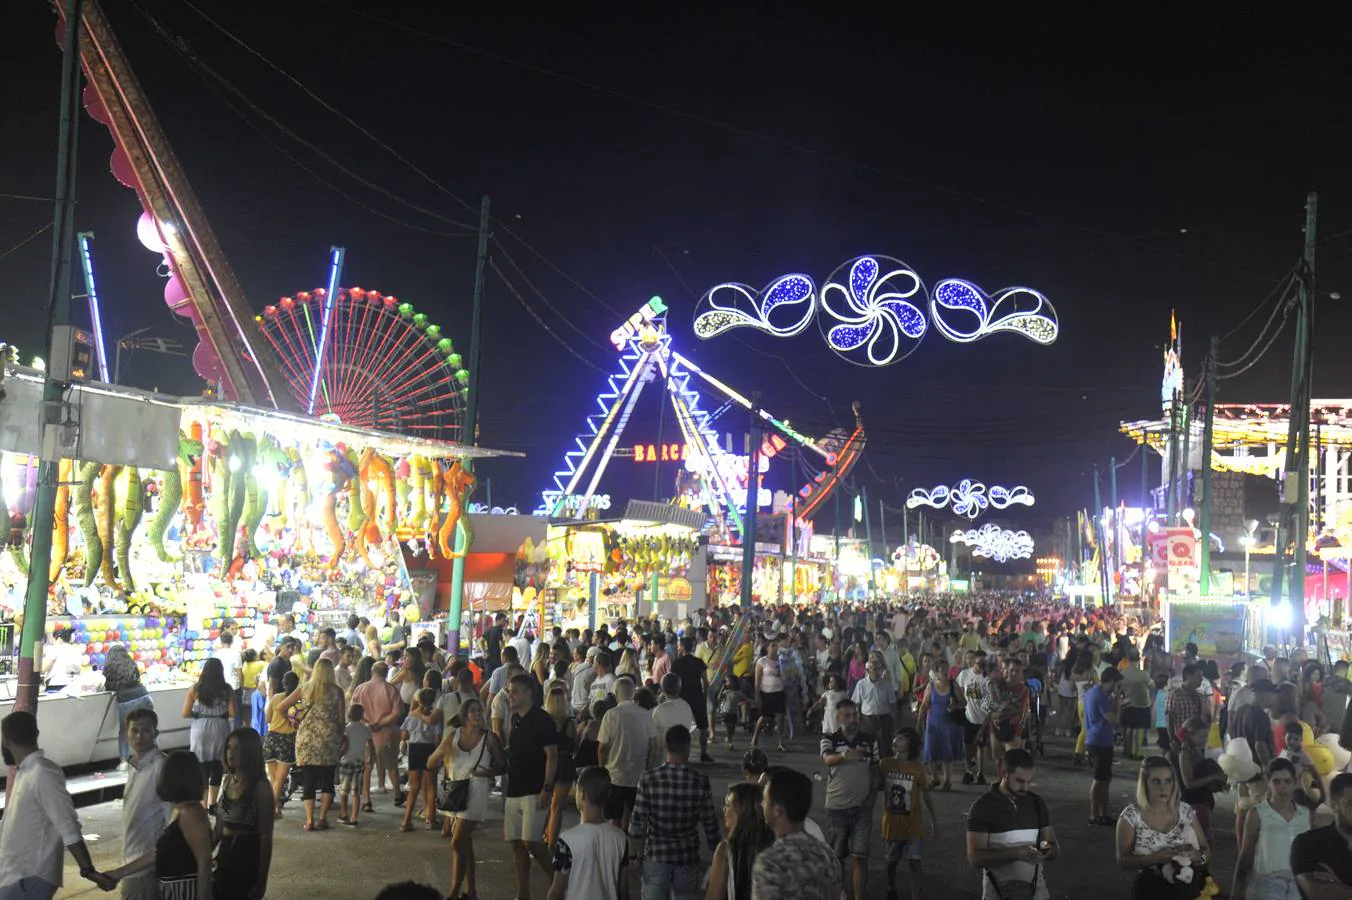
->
xmin=1240 ymin=519 xmax=1259 ymax=602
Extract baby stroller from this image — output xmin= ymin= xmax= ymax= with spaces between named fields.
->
xmin=1024 ymin=677 xmax=1045 ymax=756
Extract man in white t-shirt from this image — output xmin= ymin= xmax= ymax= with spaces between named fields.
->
xmin=957 ymin=651 xmax=991 ymax=786
xmin=212 ymin=632 xmax=244 ymax=727
xmin=570 ymin=647 xmax=598 ymax=715
xmin=652 ymin=673 xmax=696 ymax=737
xmin=549 ymin=767 xmax=628 ymax=900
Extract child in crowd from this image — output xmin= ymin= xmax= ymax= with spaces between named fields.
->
xmin=1175 ymin=716 xmax=1226 ymax=844
xmin=399 ymin=688 xmax=442 ymax=831
xmin=1279 ymin=721 xmax=1324 ymax=807
xmin=717 ymin=675 xmax=751 ymax=750
xmin=1151 ymin=672 xmax=1170 ymax=751
xmin=807 ymin=672 xmax=849 ymax=738
xmin=881 ymin=727 xmax=937 ymax=900
xmin=249 ymin=670 xmax=269 ymax=737
xmin=337 ymin=703 xmax=372 ymax=827
xmin=548 ymin=766 xmax=628 ymax=900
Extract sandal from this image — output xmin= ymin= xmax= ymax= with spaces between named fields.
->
xmin=317 ymin=820 xmax=330 ymax=831
xmin=362 ymin=801 xmax=375 ymax=813
xmin=400 ymin=823 xmax=413 ymax=832
xmin=303 ymin=821 xmax=315 ymax=832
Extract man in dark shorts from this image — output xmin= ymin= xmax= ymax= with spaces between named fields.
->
xmin=1083 ymin=667 xmax=1122 ymax=826
xmin=672 ymin=637 xmax=713 ymax=762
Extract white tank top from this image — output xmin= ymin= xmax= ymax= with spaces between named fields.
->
xmin=758 ymin=656 xmax=784 ymax=693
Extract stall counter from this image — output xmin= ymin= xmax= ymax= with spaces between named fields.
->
xmin=0 ymin=682 xmax=192 ymax=770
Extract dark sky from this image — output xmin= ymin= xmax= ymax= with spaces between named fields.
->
xmin=5 ymin=2 xmax=1352 ymax=537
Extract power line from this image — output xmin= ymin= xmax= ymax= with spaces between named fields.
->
xmin=175 ymin=0 xmax=482 ymax=221
xmin=0 ymin=221 xmax=53 ymax=261
xmin=1220 ymin=264 xmax=1297 ymax=343
xmin=488 ymin=259 xmax=610 ymax=375
xmin=0 ymin=192 xmax=56 ymax=203
xmin=132 ymin=2 xmax=478 ymax=235
xmin=490 ymin=222 xmax=627 ymax=318
xmin=491 ymin=239 xmax=610 ymax=353
xmin=315 ymin=1 xmax=1298 ymax=285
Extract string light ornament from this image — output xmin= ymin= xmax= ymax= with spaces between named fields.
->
xmin=818 ymin=256 xmax=928 ymax=366
xmin=951 ymin=523 xmax=1035 ymax=562
xmin=907 ymin=480 xmax=1035 ymax=520
xmin=693 ymin=274 xmax=816 ymax=339
xmin=694 ymin=255 xmax=1058 ymax=367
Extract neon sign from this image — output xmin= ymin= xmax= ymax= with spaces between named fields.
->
xmin=906 ymin=480 xmax=1035 ymax=520
xmin=610 ymin=296 xmax=668 ymax=351
xmin=694 ymin=255 xmax=1058 ymax=367
xmin=635 ymin=443 xmax=690 ymax=463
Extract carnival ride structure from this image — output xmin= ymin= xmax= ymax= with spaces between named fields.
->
xmin=257 ymin=285 xmax=469 ymax=442
xmin=535 ymin=298 xmax=864 ymax=540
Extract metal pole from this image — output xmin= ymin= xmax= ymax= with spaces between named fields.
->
xmin=17 ymin=0 xmax=84 ymax=718
xmin=739 ymin=394 xmax=763 ymax=608
xmin=788 ymin=495 xmax=797 ymax=605
xmin=1093 ymin=468 xmax=1108 ymax=607
xmin=862 ymin=485 xmax=877 ymax=597
xmin=1109 ymin=456 xmax=1118 ymax=606
xmin=1167 ymin=392 xmax=1180 ymax=525
xmin=446 ymin=196 xmax=491 ymax=656
xmin=1200 ymin=336 xmax=1218 ymax=595
xmin=1292 ymin=194 xmax=1318 ymax=638
xmin=1180 ymin=403 xmax=1193 ymax=517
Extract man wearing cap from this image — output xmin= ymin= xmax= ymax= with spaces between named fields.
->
xmin=1229 ymin=678 xmax=1279 ymax=767
xmin=570 ymin=645 xmax=598 ymax=716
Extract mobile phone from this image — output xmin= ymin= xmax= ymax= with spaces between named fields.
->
xmin=1038 ymin=840 xmax=1052 ymax=852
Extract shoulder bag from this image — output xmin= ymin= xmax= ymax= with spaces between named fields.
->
xmin=438 ymin=731 xmax=487 ymax=813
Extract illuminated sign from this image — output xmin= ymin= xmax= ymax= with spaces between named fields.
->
xmin=906 ymin=480 xmax=1035 ymax=520
xmin=950 ymin=524 xmax=1035 ymax=562
xmin=634 ymin=443 xmax=690 ymax=463
xmin=610 ymin=296 xmax=668 ymax=351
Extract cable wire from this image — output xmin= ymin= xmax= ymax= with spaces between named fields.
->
xmin=488 ymin=259 xmax=610 ymax=374
xmin=0 ymin=221 xmax=53 ymax=261
xmin=133 ymin=2 xmax=478 ymax=235
xmin=1217 ymin=273 xmax=1297 ymax=368
xmin=175 ymin=0 xmax=483 ymax=220
xmin=491 ymin=239 xmax=610 ymax=353
xmin=1220 ymin=264 xmax=1298 ymax=343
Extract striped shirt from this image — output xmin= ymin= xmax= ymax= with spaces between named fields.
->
xmin=966 ymin=786 xmax=1050 ymax=900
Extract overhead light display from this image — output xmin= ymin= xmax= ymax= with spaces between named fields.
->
xmin=907 ymin=480 xmax=1035 ymax=520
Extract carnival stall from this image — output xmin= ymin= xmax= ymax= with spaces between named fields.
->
xmin=1 ymin=365 xmax=504 ymax=764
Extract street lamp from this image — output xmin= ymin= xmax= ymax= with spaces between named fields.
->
xmin=1240 ymin=519 xmax=1259 ymax=602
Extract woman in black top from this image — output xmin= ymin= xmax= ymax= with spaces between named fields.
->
xmin=213 ymin=728 xmax=276 ymax=900
xmin=107 ymin=750 xmax=214 ymax=898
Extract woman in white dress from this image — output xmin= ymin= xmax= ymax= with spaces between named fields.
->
xmin=428 ymin=698 xmax=504 ymax=900
xmin=1116 ymin=755 xmax=1213 ymax=900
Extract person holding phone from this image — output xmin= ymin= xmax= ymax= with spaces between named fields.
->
xmin=966 ymin=748 xmax=1056 ymax=900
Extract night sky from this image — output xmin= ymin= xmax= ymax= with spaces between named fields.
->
xmin=5 ymin=2 xmax=1352 ymax=539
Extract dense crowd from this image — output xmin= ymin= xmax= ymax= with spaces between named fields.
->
xmin=2 ymin=594 xmax=1352 ymax=899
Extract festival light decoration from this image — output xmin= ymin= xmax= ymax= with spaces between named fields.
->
xmin=819 ymin=256 xmax=928 ymax=366
xmin=694 ymin=255 xmax=1059 ymax=367
xmin=907 ymin=480 xmax=1035 ymax=519
xmin=951 ymin=523 xmax=1035 ymax=562
xmin=929 ymin=280 xmax=1058 ymax=345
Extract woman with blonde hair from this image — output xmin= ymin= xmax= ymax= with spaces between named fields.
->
xmin=1116 ymin=755 xmax=1213 ymax=899
xmin=616 ymin=647 xmax=642 ymax=682
xmin=531 ymin=641 xmax=552 ymax=685
xmin=542 ymin=684 xmax=578 ymax=846
xmin=364 ymin=624 xmax=382 ymax=660
xmin=276 ymin=658 xmax=345 ymax=830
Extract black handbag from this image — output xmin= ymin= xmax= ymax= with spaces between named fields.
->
xmin=438 ymin=733 xmax=487 ymax=813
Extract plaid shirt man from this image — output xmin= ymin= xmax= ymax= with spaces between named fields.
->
xmin=628 ymin=761 xmax=719 ymax=865
xmin=1165 ymin=683 xmax=1205 ymax=740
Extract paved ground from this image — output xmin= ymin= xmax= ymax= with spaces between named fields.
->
xmin=56 ymin=729 xmax=1239 ymax=899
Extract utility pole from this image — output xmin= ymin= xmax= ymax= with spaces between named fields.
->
xmin=739 ymin=394 xmax=763 ymax=608
xmin=17 ymin=0 xmax=84 ymax=717
xmin=446 ymin=196 xmax=491 ymax=656
xmin=1270 ymin=192 xmax=1318 ymax=639
xmin=1093 ymin=468 xmax=1107 ymax=607
xmin=1109 ymin=456 xmax=1118 ymax=606
xmin=862 ymin=485 xmax=877 ymax=597
xmin=1200 ymin=336 xmax=1218 ymax=595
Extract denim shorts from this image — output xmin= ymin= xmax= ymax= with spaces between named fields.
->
xmin=885 ymin=838 xmax=924 ymax=862
xmin=827 ymin=805 xmax=873 ymax=858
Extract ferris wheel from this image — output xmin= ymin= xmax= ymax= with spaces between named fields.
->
xmin=256 ymin=287 xmax=469 ymax=441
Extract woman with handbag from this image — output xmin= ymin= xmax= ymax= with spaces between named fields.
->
xmin=428 ymin=697 xmax=504 ymax=900
xmin=1115 ymin=756 xmax=1215 ymax=900
xmin=917 ymin=664 xmax=966 ymax=791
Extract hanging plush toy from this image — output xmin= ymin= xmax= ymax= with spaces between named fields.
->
xmin=113 ymin=466 xmax=144 ymax=589
xmin=150 ymin=431 xmax=202 ymax=563
xmin=75 ymin=461 xmax=102 ymax=585
xmin=95 ymin=464 xmax=121 ymax=584
xmin=394 ymin=457 xmax=412 ymax=528
xmin=48 ymin=458 xmax=72 ymax=581
xmin=183 ymin=421 xmax=206 ymax=527
xmin=436 ymin=460 xmax=476 ymax=558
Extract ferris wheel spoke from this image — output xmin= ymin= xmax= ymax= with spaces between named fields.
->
xmin=336 ymin=297 xmax=378 ymax=413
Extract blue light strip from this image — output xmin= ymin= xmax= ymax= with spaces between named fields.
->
xmin=77 ymin=232 xmax=111 ymax=382
xmin=307 ymin=246 xmax=346 ymax=415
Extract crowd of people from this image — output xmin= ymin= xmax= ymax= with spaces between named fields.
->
xmin=3 ymin=597 xmax=1352 ymax=899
